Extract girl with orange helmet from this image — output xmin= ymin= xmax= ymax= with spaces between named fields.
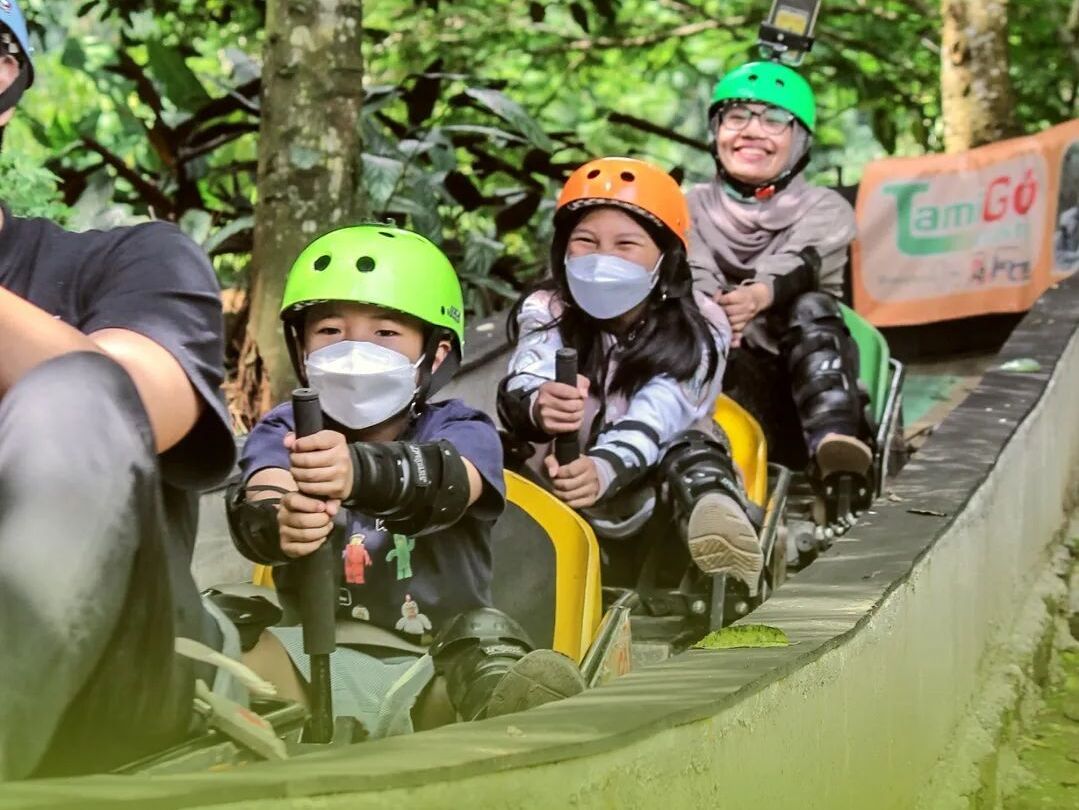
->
xmin=497 ymin=158 xmax=763 ymax=592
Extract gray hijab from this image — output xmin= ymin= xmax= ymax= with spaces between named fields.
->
xmin=695 ymin=123 xmax=831 ymax=273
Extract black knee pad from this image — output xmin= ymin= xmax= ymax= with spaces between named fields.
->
xmin=429 ymin=607 xmax=535 ymax=721
xmin=786 ymin=290 xmax=843 ymax=328
xmin=782 ymin=293 xmax=864 ymax=437
xmin=659 ymin=430 xmax=749 ymax=518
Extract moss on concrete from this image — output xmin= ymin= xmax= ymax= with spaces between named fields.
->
xmin=1005 ymin=650 xmax=1079 ymax=809
xmin=692 ymin=624 xmax=790 ymax=650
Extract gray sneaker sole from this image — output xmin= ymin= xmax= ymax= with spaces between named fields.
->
xmin=686 ymin=492 xmax=763 ymax=595
xmin=815 ymin=433 xmax=873 ymax=478
xmin=485 ymin=649 xmax=586 ymax=719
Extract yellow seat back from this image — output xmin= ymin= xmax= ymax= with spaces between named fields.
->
xmin=252 ymin=561 xmax=275 ymax=589
xmin=250 ymin=470 xmax=603 ymax=663
xmin=497 ymin=470 xmax=603 ymax=662
xmin=713 ymin=395 xmax=768 ymax=507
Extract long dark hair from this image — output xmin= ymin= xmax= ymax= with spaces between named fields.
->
xmin=508 ymin=204 xmax=719 ymax=400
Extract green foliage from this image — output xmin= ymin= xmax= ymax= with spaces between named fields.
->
xmin=693 ymin=624 xmax=790 ymax=650
xmin=0 ymin=152 xmax=70 ymax=221
xmin=9 ymin=0 xmax=1077 ymax=317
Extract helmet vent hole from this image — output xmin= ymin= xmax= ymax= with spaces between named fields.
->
xmin=440 ymin=306 xmax=446 ymax=314
xmin=379 ymin=231 xmax=397 ymax=238
xmin=748 ymin=73 xmax=758 ymax=81
xmin=620 ymin=171 xmax=635 ymax=182
xmin=586 ymin=169 xmax=601 ymax=179
xmin=356 ymin=256 xmax=376 ymax=273
xmin=776 ymin=78 xmax=785 ymax=87
xmin=313 ymin=255 xmax=331 ymax=271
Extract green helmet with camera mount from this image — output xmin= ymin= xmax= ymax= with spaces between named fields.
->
xmin=709 ymin=60 xmax=816 ymax=132
xmin=708 ymin=60 xmax=816 ymax=200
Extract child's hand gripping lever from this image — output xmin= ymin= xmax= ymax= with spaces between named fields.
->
xmin=291 ymin=388 xmax=337 ymax=744
xmin=554 ymin=348 xmax=581 ymax=465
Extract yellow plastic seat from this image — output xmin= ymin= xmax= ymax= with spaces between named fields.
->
xmin=250 ymin=470 xmax=603 ymax=663
xmin=713 ymin=394 xmax=769 ymax=508
xmin=493 ymin=471 xmax=603 ymax=662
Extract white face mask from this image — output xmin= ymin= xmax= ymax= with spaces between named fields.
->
xmin=304 ymin=340 xmax=421 ymax=430
xmin=565 ymin=252 xmax=661 ymax=320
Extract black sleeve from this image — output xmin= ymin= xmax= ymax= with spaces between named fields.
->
xmin=78 ymin=222 xmax=235 ymax=491
xmin=496 ymin=374 xmax=552 ymax=443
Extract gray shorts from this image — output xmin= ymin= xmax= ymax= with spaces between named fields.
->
xmin=269 ymin=626 xmax=436 ymax=738
xmin=201 ymin=595 xmax=251 ymax=708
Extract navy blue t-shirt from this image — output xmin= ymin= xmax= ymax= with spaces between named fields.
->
xmin=0 ymin=209 xmax=235 ymax=490
xmin=240 ymin=399 xmax=505 ymax=640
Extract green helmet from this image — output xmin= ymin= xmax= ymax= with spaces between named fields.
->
xmin=709 ymin=61 xmax=816 ymax=133
xmin=282 ymin=225 xmax=464 ymax=343
xmin=281 ymin=224 xmax=465 ymax=392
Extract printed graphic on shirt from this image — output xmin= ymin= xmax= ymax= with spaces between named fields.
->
xmin=387 ymin=533 xmax=415 ymax=580
xmin=343 ymin=533 xmax=373 ymax=585
xmin=396 ymin=593 xmax=432 ymax=636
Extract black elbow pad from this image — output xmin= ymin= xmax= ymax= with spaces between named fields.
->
xmin=225 ymin=481 xmax=289 ymax=565
xmin=496 ymin=376 xmax=551 ymax=443
xmin=346 ymin=439 xmax=474 ymax=536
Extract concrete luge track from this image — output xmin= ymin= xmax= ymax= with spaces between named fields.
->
xmin=6 ymin=275 xmax=1079 ymax=810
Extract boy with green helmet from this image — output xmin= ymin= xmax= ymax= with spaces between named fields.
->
xmin=279 ymin=225 xmax=466 ymax=411
xmin=229 ymin=224 xmax=584 ymax=730
xmin=688 ymin=61 xmax=874 ymax=518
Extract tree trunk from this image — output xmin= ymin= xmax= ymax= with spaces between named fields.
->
xmin=247 ymin=0 xmax=365 ymax=407
xmin=940 ymin=0 xmax=1021 ymax=152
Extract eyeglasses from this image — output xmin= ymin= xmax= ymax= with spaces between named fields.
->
xmin=719 ymin=103 xmax=795 ymax=135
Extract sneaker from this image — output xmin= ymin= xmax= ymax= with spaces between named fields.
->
xmin=814 ymin=433 xmax=872 ymax=479
xmin=686 ymin=492 xmax=763 ymax=595
xmin=483 ymin=649 xmax=586 ymax=719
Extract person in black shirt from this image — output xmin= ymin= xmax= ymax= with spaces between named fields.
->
xmin=0 ymin=0 xmax=235 ymax=778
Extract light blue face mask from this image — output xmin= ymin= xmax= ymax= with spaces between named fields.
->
xmin=565 ymin=253 xmax=661 ymax=320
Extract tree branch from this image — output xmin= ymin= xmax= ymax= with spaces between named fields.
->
xmin=79 ymin=136 xmax=174 ymax=216
xmin=534 ymin=18 xmax=744 ymax=55
xmin=179 ymin=121 xmax=260 ymax=164
xmin=607 ymin=111 xmax=711 ymax=154
xmin=175 ymin=78 xmax=262 ymax=143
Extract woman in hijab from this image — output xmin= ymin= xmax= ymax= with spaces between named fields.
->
xmin=687 ymin=60 xmax=873 ymax=503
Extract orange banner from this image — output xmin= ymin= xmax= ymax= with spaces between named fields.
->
xmin=852 ymin=119 xmax=1079 ymax=326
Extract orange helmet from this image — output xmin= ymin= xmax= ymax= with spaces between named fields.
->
xmin=556 ymin=157 xmax=690 ymax=248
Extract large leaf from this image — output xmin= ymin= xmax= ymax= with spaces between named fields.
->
xmin=494 ymin=190 xmax=542 ymax=234
xmin=221 ymin=47 xmax=261 ymax=86
xmin=60 ymin=38 xmax=87 ymax=71
xmin=362 ymin=153 xmax=406 ymax=209
xmin=204 ymin=214 xmax=254 ymax=255
xmin=462 ymin=87 xmax=554 ymax=151
xmin=460 ymin=232 xmax=506 ymax=279
xmin=404 ymin=61 xmax=444 ymax=126
xmin=443 ymin=170 xmax=486 ymax=211
xmin=146 ymin=38 xmax=212 ymax=112
xmin=693 ymin=624 xmax=790 ymax=650
xmin=179 ymin=208 xmax=213 ymax=244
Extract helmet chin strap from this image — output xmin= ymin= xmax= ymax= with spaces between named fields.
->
xmin=715 ymin=147 xmax=812 ymax=201
xmin=0 ymin=66 xmax=28 ymax=119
